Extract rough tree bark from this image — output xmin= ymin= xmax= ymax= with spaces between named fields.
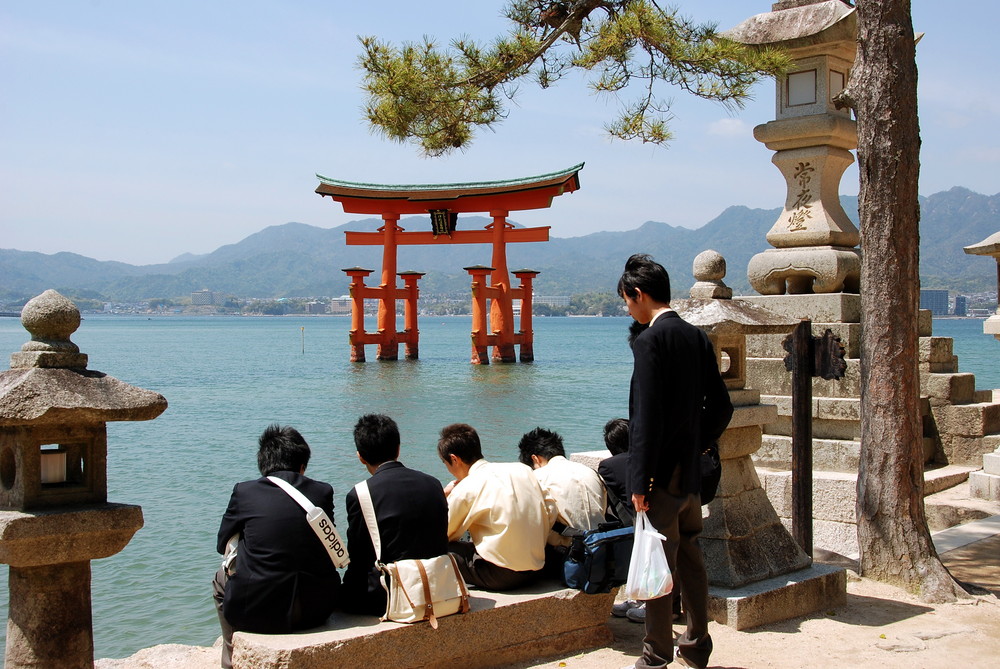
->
xmin=847 ymin=0 xmax=965 ymax=601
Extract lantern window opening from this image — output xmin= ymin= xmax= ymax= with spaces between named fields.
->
xmin=40 ymin=442 xmax=86 ymax=487
xmin=828 ymin=70 xmax=846 ymax=101
xmin=787 ymin=69 xmax=818 ymax=107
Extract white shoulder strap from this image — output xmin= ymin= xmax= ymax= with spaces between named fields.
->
xmin=353 ymin=480 xmax=383 ymax=562
xmin=267 ymin=475 xmax=315 ymax=511
xmin=267 ymin=475 xmax=350 ymax=569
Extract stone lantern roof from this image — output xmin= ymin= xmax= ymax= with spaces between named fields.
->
xmin=671 ymin=298 xmax=799 ymax=336
xmin=964 ymin=231 xmax=1000 ymax=258
xmin=0 ymin=290 xmax=167 ymax=427
xmin=724 ymin=0 xmax=856 ymax=50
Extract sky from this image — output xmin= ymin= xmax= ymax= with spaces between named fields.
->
xmin=1 ymin=1 xmax=997 ymax=266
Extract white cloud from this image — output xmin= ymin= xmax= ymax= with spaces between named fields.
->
xmin=707 ymin=118 xmax=748 ymax=137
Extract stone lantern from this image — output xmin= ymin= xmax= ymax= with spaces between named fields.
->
xmin=964 ymin=231 xmax=1000 ymax=341
xmin=672 ymin=252 xmax=846 ymax=629
xmin=0 ymin=290 xmax=167 ymax=669
xmin=726 ymin=0 xmax=861 ymax=295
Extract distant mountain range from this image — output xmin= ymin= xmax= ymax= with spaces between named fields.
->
xmin=2 ymin=187 xmax=998 ymax=304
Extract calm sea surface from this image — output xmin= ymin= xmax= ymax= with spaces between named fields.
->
xmin=0 ymin=314 xmax=997 ymax=659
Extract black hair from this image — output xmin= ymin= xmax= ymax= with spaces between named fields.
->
xmin=437 ymin=423 xmax=483 ymax=465
xmin=617 ymin=253 xmax=671 ymax=304
xmin=517 ymin=427 xmax=566 ymax=466
xmin=627 ymin=320 xmax=648 ymax=348
xmin=353 ymin=413 xmax=400 ymax=467
xmin=257 ymin=423 xmax=311 ymax=476
xmin=603 ymin=418 xmax=630 ymax=455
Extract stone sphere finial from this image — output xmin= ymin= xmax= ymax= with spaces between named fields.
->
xmin=693 ymin=250 xmax=727 ymax=282
xmin=690 ymin=250 xmax=733 ymax=299
xmin=11 ymin=290 xmax=88 ymax=369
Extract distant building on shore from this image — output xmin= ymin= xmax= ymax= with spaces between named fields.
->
xmin=535 ymin=295 xmax=570 ymax=307
xmin=920 ymin=289 xmax=949 ymax=316
xmin=329 ymin=297 xmax=352 ymax=314
xmin=955 ymin=295 xmax=968 ymax=317
xmin=191 ymin=289 xmax=215 ymax=306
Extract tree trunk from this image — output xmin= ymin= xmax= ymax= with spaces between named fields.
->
xmin=851 ymin=0 xmax=965 ymax=601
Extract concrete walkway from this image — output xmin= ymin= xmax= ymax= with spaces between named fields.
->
xmin=96 ymin=516 xmax=1000 ymax=669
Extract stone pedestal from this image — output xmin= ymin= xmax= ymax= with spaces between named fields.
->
xmin=0 ymin=501 xmax=144 ymax=669
xmin=985 ymin=315 xmax=1000 ymax=342
xmin=708 ymin=563 xmax=846 ymax=631
xmin=702 ymin=398 xmax=811 ymax=588
xmin=970 ymin=449 xmax=1000 ymax=501
xmin=6 ymin=562 xmax=94 ymax=669
xmin=748 ymin=246 xmax=861 ymax=295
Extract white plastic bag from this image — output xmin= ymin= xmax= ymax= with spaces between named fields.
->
xmin=623 ymin=510 xmax=673 ymax=601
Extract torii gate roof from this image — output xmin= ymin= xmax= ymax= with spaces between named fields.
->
xmin=316 ymin=163 xmax=583 ymax=215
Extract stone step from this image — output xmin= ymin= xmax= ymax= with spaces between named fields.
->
xmin=756 ymin=462 xmax=975 ymax=555
xmin=757 ymin=432 xmax=936 ymax=466
xmin=984 ymin=449 xmax=1000 ymax=476
xmin=974 ymin=389 xmax=997 ymax=403
xmin=969 ymin=470 xmax=1000 ymax=501
xmin=759 ymin=465 xmax=973 ymax=526
xmin=925 ymin=464 xmax=978 ymax=494
xmin=931 ymin=403 xmax=1000 ymax=439
xmin=765 ymin=416 xmax=861 ymax=441
xmin=756 ymin=435 xmax=860 ymax=472
xmin=922 ymin=372 xmax=978 ymax=406
xmin=924 ymin=480 xmax=1000 ymax=531
xmin=746 ymin=357 xmax=861 ymax=398
xmin=969 ymin=435 xmax=1000 ymax=501
xmin=919 ymin=336 xmax=958 ymax=373
xmin=761 ymin=394 xmax=860 ymax=422
xmin=930 ymin=431 xmax=1000 ymax=467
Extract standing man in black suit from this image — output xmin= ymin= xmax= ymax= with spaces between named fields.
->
xmin=618 ymin=254 xmax=733 ymax=669
xmin=214 ymin=424 xmax=342 ymax=669
xmin=342 ymin=413 xmax=449 ymax=615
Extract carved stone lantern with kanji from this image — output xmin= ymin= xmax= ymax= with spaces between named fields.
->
xmin=0 ymin=290 xmax=167 ymax=669
xmin=726 ymin=0 xmax=861 ymax=295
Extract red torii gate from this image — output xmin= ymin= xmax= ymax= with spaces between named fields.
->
xmin=315 ymin=163 xmax=583 ymax=364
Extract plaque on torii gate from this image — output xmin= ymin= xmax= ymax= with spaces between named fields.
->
xmin=315 ymin=163 xmax=583 ymax=363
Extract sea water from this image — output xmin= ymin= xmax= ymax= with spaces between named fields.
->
xmin=0 ymin=314 xmax=996 ymax=659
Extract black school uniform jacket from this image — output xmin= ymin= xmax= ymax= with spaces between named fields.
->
xmin=217 ymin=470 xmax=341 ymax=633
xmin=341 ymin=460 xmax=450 ymax=615
xmin=627 ymin=311 xmax=734 ymax=497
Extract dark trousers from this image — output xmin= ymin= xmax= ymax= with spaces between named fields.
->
xmin=212 ymin=566 xmax=235 ymax=669
xmin=448 ymin=540 xmax=539 ymax=591
xmin=637 ymin=486 xmax=712 ymax=669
